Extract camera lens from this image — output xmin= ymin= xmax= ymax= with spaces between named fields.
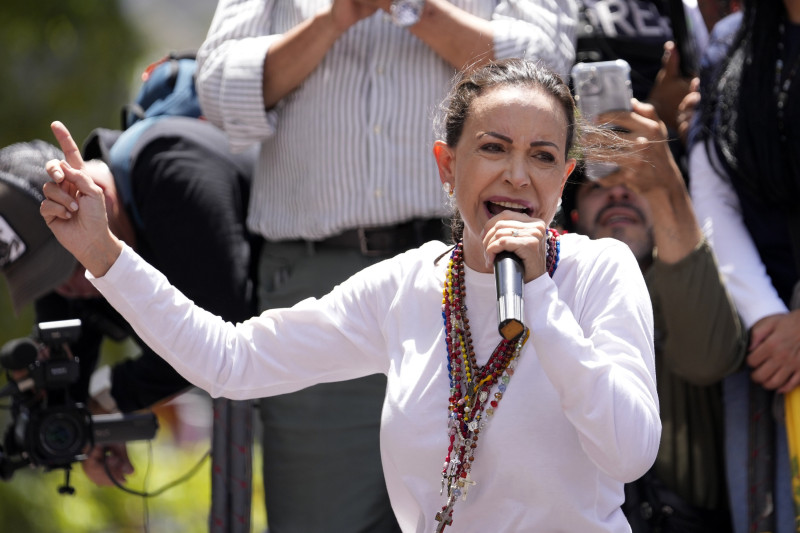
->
xmin=37 ymin=411 xmax=86 ymax=458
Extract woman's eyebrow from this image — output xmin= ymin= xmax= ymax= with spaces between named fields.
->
xmin=479 ymin=131 xmax=512 ymax=143
xmin=479 ymin=131 xmax=558 ymax=150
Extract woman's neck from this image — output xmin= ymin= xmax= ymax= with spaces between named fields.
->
xmin=460 ymin=235 xmax=492 ymax=275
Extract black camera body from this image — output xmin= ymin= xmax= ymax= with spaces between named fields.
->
xmin=0 ymin=320 xmax=158 ymax=485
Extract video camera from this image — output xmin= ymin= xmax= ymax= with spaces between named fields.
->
xmin=0 ymin=319 xmax=158 ymax=493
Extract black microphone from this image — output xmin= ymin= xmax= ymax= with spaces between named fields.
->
xmin=0 ymin=338 xmax=38 ymax=397
xmin=0 ymin=338 xmax=38 ymax=371
xmin=495 ymin=252 xmax=525 ymax=341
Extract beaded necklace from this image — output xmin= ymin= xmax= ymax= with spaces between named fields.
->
xmin=435 ymin=228 xmax=560 ymax=532
xmin=775 ymin=21 xmax=800 ymax=142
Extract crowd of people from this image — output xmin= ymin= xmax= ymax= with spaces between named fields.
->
xmin=2 ymin=1 xmax=800 ymax=532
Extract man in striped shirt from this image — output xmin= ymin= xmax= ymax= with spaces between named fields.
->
xmin=196 ymin=1 xmax=577 ymax=530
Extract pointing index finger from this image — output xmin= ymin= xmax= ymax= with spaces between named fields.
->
xmin=50 ymin=121 xmax=85 ymax=170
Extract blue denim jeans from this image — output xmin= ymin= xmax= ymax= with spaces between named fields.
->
xmin=724 ymin=369 xmax=795 ymax=533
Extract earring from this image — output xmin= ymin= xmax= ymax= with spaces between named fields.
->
xmin=443 ymin=183 xmax=454 ymax=197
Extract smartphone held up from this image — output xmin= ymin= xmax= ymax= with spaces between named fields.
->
xmin=571 ymin=59 xmax=633 ymax=180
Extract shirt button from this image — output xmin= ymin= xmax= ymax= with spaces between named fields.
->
xmin=374 ymin=188 xmax=384 ymax=198
xmin=373 ymin=125 xmax=382 ymax=135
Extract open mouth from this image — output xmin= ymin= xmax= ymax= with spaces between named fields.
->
xmin=486 ymin=200 xmax=531 ymax=217
xmin=597 ymin=206 xmax=640 ymax=227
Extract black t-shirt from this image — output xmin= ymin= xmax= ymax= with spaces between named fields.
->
xmin=36 ymin=117 xmax=258 ymax=412
xmin=576 ymin=0 xmax=675 ymax=100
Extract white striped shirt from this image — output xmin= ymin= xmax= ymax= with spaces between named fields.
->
xmin=197 ymin=0 xmax=578 ymax=240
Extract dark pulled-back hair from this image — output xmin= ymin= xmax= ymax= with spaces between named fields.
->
xmin=697 ymin=2 xmax=800 ymax=211
xmin=436 ymin=58 xmax=578 ymax=157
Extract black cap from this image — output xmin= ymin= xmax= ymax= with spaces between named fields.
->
xmin=0 ymin=141 xmax=77 ymax=314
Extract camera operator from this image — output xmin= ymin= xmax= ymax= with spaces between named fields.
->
xmin=0 ymin=118 xmax=257 ymax=485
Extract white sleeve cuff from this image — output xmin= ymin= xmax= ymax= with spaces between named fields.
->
xmin=88 ymin=365 xmax=119 ymax=414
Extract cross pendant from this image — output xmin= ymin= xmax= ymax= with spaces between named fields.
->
xmin=434 ymin=511 xmax=453 ymax=533
xmin=434 ymin=498 xmax=455 ymax=532
xmin=459 ymin=473 xmax=476 ymax=501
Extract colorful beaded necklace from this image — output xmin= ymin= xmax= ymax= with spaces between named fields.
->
xmin=435 ymin=228 xmax=560 ymax=532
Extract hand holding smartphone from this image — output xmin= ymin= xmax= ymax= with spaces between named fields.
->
xmin=571 ymin=59 xmax=633 ymax=180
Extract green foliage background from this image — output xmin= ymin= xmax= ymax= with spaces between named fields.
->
xmin=0 ymin=1 xmax=267 ymax=531
xmin=0 ymin=0 xmax=143 ymax=150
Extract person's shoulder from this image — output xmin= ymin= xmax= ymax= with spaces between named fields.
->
xmin=558 ymin=232 xmax=637 ymax=271
xmin=702 ymin=11 xmax=743 ymax=68
xmin=393 ymin=240 xmax=453 ymax=265
xmin=134 ymin=117 xmax=255 ymax=180
xmin=136 ymin=117 xmax=231 ymax=154
xmin=420 ymin=239 xmax=453 ymax=253
xmin=343 ymin=240 xmax=451 ymax=297
xmin=709 ymin=11 xmax=742 ymax=42
xmin=559 ymin=231 xmax=628 ymax=255
xmin=365 ymin=240 xmax=452 ymax=282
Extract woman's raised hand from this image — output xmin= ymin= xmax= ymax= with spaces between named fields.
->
xmin=41 ymin=121 xmax=122 ymax=277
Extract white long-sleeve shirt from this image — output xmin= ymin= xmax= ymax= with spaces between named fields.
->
xmin=688 ymin=142 xmax=789 ymax=328
xmin=196 ymin=0 xmax=578 ymax=240
xmin=90 ymin=233 xmax=659 ymax=532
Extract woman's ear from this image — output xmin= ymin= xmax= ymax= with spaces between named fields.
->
xmin=433 ymin=140 xmax=455 ymax=191
xmin=559 ymin=158 xmax=577 ymax=197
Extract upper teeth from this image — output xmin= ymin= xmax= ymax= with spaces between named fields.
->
xmin=492 ymin=201 xmax=526 ymax=210
xmin=608 ymin=214 xmax=632 ymax=222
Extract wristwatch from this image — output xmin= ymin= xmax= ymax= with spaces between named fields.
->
xmin=390 ymin=0 xmax=426 ymax=28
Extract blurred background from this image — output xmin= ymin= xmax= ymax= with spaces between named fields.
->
xmin=0 ymin=1 xmax=266 ymax=531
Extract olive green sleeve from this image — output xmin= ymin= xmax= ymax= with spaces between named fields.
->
xmin=646 ymin=239 xmax=747 ymax=386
